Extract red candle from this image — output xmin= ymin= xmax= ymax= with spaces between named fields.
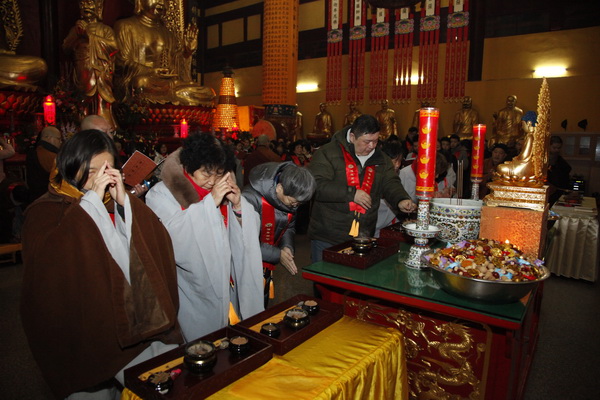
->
xmin=43 ymin=95 xmax=56 ymax=126
xmin=180 ymin=119 xmax=189 ymax=138
xmin=416 ymin=107 xmax=439 ymax=198
xmin=470 ymin=124 xmax=486 ymax=182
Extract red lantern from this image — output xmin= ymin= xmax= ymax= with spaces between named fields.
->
xmin=43 ymin=95 xmax=56 ymax=126
xmin=180 ymin=119 xmax=189 ymax=138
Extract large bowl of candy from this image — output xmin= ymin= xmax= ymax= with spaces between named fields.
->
xmin=423 ymin=239 xmax=550 ymax=303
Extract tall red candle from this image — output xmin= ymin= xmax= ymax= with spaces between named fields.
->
xmin=470 ymin=124 xmax=486 ymax=182
xmin=43 ymin=95 xmax=56 ymax=126
xmin=416 ymin=107 xmax=439 ymax=198
xmin=180 ymin=119 xmax=189 ymax=138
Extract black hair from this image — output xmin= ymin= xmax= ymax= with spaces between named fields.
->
xmin=279 ymin=164 xmax=317 ymax=203
xmin=350 ymin=115 xmax=380 ymax=138
xmin=550 ymin=135 xmax=563 ymax=145
xmin=450 ymin=134 xmax=461 ymax=141
xmin=382 ymin=140 xmax=406 ymax=160
xmin=440 ymin=136 xmax=451 ymax=143
xmin=55 ymin=129 xmax=118 ymax=190
xmin=180 ymin=132 xmax=236 ymax=174
xmin=491 ymin=143 xmax=509 ymax=154
xmin=408 ymin=127 xmax=418 ymax=133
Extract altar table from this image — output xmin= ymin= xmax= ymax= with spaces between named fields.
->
xmin=303 ymin=242 xmax=543 ymax=400
xmin=546 ymin=196 xmax=598 ymax=281
xmin=123 ymin=316 xmax=407 ymax=400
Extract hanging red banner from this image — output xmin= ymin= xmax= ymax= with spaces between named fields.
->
xmin=417 ymin=0 xmax=440 ymax=104
xmin=444 ymin=0 xmax=470 ymax=101
xmin=416 ymin=107 xmax=439 ymax=198
xmin=369 ymin=8 xmax=389 ymax=104
xmin=326 ymin=0 xmax=344 ymax=104
xmin=348 ymin=0 xmax=366 ymax=104
xmin=392 ymin=7 xmax=414 ymax=104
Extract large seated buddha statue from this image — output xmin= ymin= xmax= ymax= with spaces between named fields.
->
xmin=0 ymin=0 xmax=47 ymax=90
xmin=113 ymin=0 xmax=215 ymax=106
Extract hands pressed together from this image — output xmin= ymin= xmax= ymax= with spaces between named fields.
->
xmin=280 ymin=247 xmax=298 ymax=275
xmin=89 ymin=161 xmax=126 ymax=206
xmin=211 ymin=172 xmax=242 ymax=211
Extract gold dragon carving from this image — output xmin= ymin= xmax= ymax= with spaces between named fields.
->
xmin=347 ymin=299 xmax=491 ymax=400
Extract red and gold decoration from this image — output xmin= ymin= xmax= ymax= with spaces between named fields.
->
xmin=262 ymin=0 xmax=299 ymax=109
xmin=392 ymin=7 xmax=414 ymax=104
xmin=444 ymin=0 xmax=470 ymax=101
xmin=326 ymin=0 xmax=343 ymax=104
xmin=348 ymin=0 xmax=367 ymax=105
xmin=369 ymin=7 xmax=389 ymax=104
xmin=417 ymin=0 xmax=440 ymax=103
xmin=43 ymin=95 xmax=56 ymax=126
xmin=415 ymin=107 xmax=439 ymax=198
xmin=470 ymin=123 xmax=485 ymax=199
xmin=212 ymin=68 xmax=240 ymax=134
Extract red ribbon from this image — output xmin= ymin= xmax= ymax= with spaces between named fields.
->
xmin=340 ymin=144 xmax=375 ymax=214
xmin=260 ymin=197 xmax=292 ymax=271
xmin=183 ymin=169 xmax=228 ymax=226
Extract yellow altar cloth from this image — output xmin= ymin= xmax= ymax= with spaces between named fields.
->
xmin=123 ymin=316 xmax=407 ymax=399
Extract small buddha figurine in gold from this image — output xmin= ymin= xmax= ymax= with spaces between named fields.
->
xmin=493 ymin=81 xmax=551 ymax=188
xmin=490 ymin=95 xmax=524 ymax=146
xmin=63 ymin=0 xmax=119 ymax=130
xmin=312 ymin=102 xmax=333 ymax=138
xmin=343 ymin=101 xmax=362 ymax=126
xmin=375 ymin=99 xmax=397 ymax=140
xmin=113 ymin=0 xmax=215 ymax=106
xmin=0 ymin=0 xmax=47 ymax=89
xmin=452 ymin=96 xmax=480 ymax=139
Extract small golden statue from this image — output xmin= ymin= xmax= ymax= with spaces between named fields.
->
xmin=490 ymin=95 xmax=524 ymax=146
xmin=375 ymin=99 xmax=397 ymax=140
xmin=312 ymin=102 xmax=333 ymax=138
xmin=113 ymin=0 xmax=215 ymax=106
xmin=0 ymin=0 xmax=47 ymax=89
xmin=493 ymin=80 xmax=551 ymax=187
xmin=452 ymin=96 xmax=480 ymax=139
xmin=63 ymin=0 xmax=118 ymax=130
xmin=343 ymin=101 xmax=362 ymax=126
xmin=484 ymin=79 xmax=551 ymax=211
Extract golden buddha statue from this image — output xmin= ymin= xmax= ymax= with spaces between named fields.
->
xmin=312 ymin=102 xmax=333 ymax=137
xmin=113 ymin=0 xmax=215 ymax=106
xmin=490 ymin=95 xmax=524 ymax=146
xmin=343 ymin=101 xmax=362 ymax=126
xmin=452 ymin=96 xmax=480 ymax=139
xmin=0 ymin=0 xmax=47 ymax=90
xmin=493 ymin=80 xmax=551 ymax=188
xmin=375 ymin=99 xmax=397 ymax=140
xmin=63 ymin=0 xmax=118 ymax=130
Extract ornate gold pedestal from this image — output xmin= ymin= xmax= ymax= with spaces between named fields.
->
xmin=483 ymin=183 xmax=549 ymax=212
xmin=479 ymin=204 xmax=548 ymax=258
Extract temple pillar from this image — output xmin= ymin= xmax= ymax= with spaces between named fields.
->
xmin=262 ymin=0 xmax=299 ymax=141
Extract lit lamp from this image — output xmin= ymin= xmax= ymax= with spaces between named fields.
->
xmin=212 ymin=67 xmax=240 ymax=135
xmin=180 ymin=119 xmax=189 ymax=138
xmin=43 ymin=95 xmax=56 ymax=126
xmin=403 ymin=107 xmax=441 ymax=268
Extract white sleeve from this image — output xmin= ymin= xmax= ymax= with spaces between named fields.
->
xmin=80 ymin=191 xmax=132 ymax=283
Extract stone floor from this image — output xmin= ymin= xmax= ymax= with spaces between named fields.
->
xmin=1 ymin=233 xmax=599 ymax=399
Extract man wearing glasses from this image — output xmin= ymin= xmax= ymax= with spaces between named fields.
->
xmin=26 ymin=126 xmax=63 ymax=201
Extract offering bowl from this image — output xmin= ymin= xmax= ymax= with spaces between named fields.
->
xmin=283 ymin=308 xmax=310 ymax=330
xmin=184 ymin=340 xmax=217 ymax=374
xmin=351 ymin=237 xmax=373 ymax=255
xmin=228 ymin=335 xmax=250 ymax=356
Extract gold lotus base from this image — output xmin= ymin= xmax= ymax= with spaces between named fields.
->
xmin=483 ymin=183 xmax=549 ymax=211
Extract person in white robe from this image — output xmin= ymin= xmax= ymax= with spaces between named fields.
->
xmin=146 ymin=133 xmax=264 ymax=341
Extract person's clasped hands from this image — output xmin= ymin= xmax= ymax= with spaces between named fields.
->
xmin=91 ymin=160 xmax=126 ymax=206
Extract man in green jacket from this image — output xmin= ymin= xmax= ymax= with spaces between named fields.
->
xmin=308 ymin=114 xmax=416 ymax=262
